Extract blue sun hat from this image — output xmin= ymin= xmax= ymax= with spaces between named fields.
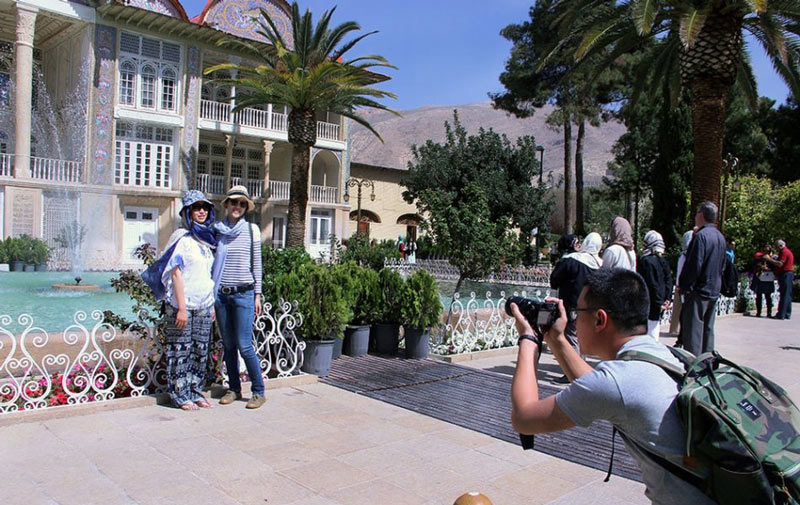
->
xmin=179 ymin=190 xmax=214 ymax=218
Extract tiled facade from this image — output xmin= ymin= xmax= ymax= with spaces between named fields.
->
xmin=0 ymin=0 xmax=351 ymax=268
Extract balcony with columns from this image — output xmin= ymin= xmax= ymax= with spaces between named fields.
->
xmin=0 ymin=153 xmax=85 ymax=184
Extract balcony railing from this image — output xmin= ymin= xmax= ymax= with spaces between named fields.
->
xmin=0 ymin=153 xmax=12 ymax=177
xmin=31 ymin=157 xmax=83 ymax=183
xmin=197 ymin=174 xmax=225 ymax=196
xmin=231 ymin=176 xmax=263 ymax=199
xmin=317 ymin=121 xmax=340 ymax=141
xmin=199 ymin=100 xmax=341 ymax=142
xmin=311 ymin=184 xmax=337 ymax=204
xmin=269 ymin=180 xmax=290 ymax=201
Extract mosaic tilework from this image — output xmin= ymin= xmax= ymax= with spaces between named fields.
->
xmin=90 ymin=25 xmax=116 ymax=186
xmin=125 ymin=0 xmax=182 ymax=18
xmin=205 ymin=0 xmax=294 ymax=48
xmin=180 ymin=46 xmax=201 ymax=191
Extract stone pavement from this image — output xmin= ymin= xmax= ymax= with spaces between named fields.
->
xmin=0 ymin=304 xmax=795 ymax=505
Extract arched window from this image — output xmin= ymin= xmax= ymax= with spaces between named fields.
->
xmin=119 ymin=60 xmax=136 ymax=106
xmin=160 ymin=66 xmax=176 ymax=111
xmin=201 ymin=84 xmax=212 ymax=101
xmin=140 ymin=64 xmax=156 ymax=108
xmin=215 ymin=86 xmax=230 ymax=102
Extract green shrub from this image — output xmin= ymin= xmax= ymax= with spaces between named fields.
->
xmin=0 ymin=239 xmax=8 ymax=264
xmin=31 ymin=238 xmax=51 ymax=265
xmin=331 ymin=262 xmax=380 ymax=325
xmin=375 ymin=268 xmax=407 ymax=324
xmin=262 ymin=246 xmax=314 ymax=305
xmin=400 ymin=270 xmax=443 ymax=329
xmin=341 ymin=234 xmax=400 ymax=270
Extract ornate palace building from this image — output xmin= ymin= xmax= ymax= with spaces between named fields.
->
xmin=0 ymin=0 xmax=350 ymax=268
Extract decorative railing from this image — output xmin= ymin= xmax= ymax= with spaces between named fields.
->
xmin=199 ymin=100 xmax=340 ymax=141
xmin=317 ymin=121 xmax=340 ymax=141
xmin=432 ymin=288 xmax=554 ymax=355
xmin=197 ymin=173 xmax=225 ymax=196
xmin=310 ymin=184 xmax=337 ymax=204
xmin=0 ymin=302 xmax=305 ymax=414
xmin=269 ymin=180 xmax=290 ymax=200
xmin=659 ymin=280 xmax=779 ymax=326
xmin=0 ymin=153 xmax=12 ymax=177
xmin=230 ymin=176 xmax=263 ymax=199
xmin=31 ymin=157 xmax=83 ymax=183
xmin=385 ymin=259 xmax=553 ymax=286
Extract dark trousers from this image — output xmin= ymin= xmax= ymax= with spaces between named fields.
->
xmin=681 ymin=293 xmax=717 ymax=356
xmin=755 ymin=280 xmax=774 ymax=317
xmin=777 ymin=272 xmax=794 ymax=319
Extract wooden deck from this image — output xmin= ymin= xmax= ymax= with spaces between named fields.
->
xmin=322 ymin=354 xmax=642 ymax=481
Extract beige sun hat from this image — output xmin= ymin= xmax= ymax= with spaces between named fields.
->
xmin=223 ymin=185 xmax=255 ymax=212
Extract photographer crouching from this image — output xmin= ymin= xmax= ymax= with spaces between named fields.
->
xmin=509 ymin=268 xmax=716 ymax=505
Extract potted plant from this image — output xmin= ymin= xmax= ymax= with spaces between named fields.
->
xmin=275 ymin=264 xmax=348 ymax=377
xmin=0 ymin=239 xmax=9 ymax=272
xmin=32 ymin=238 xmax=51 ymax=271
xmin=370 ymin=268 xmax=408 ymax=354
xmin=334 ymin=262 xmax=380 ymax=357
xmin=7 ymin=238 xmax=24 ymax=272
xmin=400 ymin=270 xmax=443 ymax=359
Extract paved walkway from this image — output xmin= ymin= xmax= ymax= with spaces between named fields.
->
xmin=0 ymin=304 xmax=796 ymax=505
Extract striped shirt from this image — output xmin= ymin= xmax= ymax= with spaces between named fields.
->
xmin=219 ymin=222 xmax=263 ymax=295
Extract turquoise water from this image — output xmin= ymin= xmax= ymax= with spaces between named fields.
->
xmin=437 ymin=279 xmax=552 ymax=309
xmin=0 ymin=272 xmax=137 ymax=331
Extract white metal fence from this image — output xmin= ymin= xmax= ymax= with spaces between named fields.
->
xmin=0 ymin=301 xmax=305 ymax=414
xmin=385 ymin=259 xmax=552 ymax=286
xmin=269 ymin=180 xmax=290 ymax=200
xmin=310 ymin=184 xmax=337 ymax=204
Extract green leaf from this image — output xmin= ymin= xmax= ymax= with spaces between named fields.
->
xmin=679 ymin=6 xmax=709 ymax=48
xmin=631 ymin=0 xmax=659 ymax=35
xmin=576 ymin=20 xmax=618 ymax=60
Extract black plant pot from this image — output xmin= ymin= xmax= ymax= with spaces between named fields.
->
xmin=404 ymin=327 xmax=430 ymax=359
xmin=23 ymin=264 xmax=35 ymax=272
xmin=344 ymin=324 xmax=370 ymax=357
xmin=11 ymin=261 xmax=24 ymax=272
xmin=371 ymin=323 xmax=400 ymax=355
xmin=35 ymin=263 xmax=48 ymax=272
xmin=332 ymin=335 xmax=344 ymax=359
xmin=301 ymin=339 xmax=335 ymax=377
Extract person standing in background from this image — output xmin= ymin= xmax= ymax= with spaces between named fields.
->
xmin=765 ymin=240 xmax=794 ymax=320
xmin=752 ymin=243 xmax=775 ymax=318
xmin=638 ymin=231 xmax=673 ymax=340
xmin=669 ymin=230 xmax=695 ymax=346
xmin=602 ymin=217 xmax=637 ymax=271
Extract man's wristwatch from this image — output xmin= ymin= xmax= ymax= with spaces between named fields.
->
xmin=518 ymin=333 xmax=543 ymax=349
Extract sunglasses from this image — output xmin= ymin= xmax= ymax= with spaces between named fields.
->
xmin=229 ymin=200 xmax=248 ymax=209
xmin=190 ymin=203 xmax=210 ymax=212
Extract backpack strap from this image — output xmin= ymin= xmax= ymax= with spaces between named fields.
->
xmin=617 ymin=349 xmax=687 ymax=379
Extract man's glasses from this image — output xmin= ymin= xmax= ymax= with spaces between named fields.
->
xmin=568 ymin=307 xmax=602 ymax=320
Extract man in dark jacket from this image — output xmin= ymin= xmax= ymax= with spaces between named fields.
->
xmin=678 ymin=201 xmax=727 ymax=355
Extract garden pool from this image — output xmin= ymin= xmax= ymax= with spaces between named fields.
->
xmin=0 ymin=272 xmax=137 ymax=332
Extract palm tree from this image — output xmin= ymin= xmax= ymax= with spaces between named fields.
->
xmin=549 ymin=0 xmax=800 ymax=214
xmin=206 ymin=2 xmax=397 ymax=248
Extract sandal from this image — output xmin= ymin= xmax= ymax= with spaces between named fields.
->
xmin=180 ymin=402 xmax=200 ymax=411
xmin=195 ymin=398 xmax=212 ymax=409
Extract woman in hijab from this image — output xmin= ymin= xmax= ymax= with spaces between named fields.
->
xmin=549 ymin=233 xmax=603 ymax=382
xmin=602 ymin=217 xmax=637 ymax=271
xmin=161 ymin=190 xmax=217 ymax=410
xmin=638 ymin=230 xmax=673 ymax=340
xmin=669 ymin=230 xmax=694 ymax=341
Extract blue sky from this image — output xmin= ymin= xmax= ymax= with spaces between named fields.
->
xmin=182 ymin=0 xmax=791 ymax=111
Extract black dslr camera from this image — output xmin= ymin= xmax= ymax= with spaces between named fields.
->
xmin=504 ymin=296 xmax=559 ymax=338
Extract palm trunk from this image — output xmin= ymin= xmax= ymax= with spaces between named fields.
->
xmin=689 ymin=78 xmax=728 ymax=219
xmin=575 ymin=120 xmax=585 ymax=236
xmin=285 ymin=108 xmax=317 ymax=249
xmin=563 ymin=116 xmax=573 ymax=234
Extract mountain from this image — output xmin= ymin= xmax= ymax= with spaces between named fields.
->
xmin=349 ymin=101 xmax=627 ymax=186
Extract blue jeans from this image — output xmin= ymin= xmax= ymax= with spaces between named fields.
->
xmin=777 ymin=271 xmax=794 ymax=319
xmin=215 ymin=290 xmax=265 ymax=395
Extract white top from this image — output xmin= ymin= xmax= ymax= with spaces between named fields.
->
xmin=602 ymin=244 xmax=637 ymax=271
xmin=162 ymin=236 xmax=215 ymax=310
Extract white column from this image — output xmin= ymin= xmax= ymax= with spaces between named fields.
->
xmin=14 ymin=5 xmax=37 ymax=179
xmin=262 ymin=140 xmax=273 ymax=199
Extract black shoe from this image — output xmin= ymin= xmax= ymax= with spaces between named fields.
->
xmin=554 ymin=374 xmax=570 ymax=384
xmin=771 ymin=315 xmax=784 ymax=320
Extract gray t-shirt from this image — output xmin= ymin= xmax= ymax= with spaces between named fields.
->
xmin=556 ymin=336 xmax=716 ymax=505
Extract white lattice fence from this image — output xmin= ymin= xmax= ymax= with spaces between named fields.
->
xmin=0 ymin=301 xmax=304 ymax=414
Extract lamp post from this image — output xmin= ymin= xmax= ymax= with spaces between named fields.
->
xmin=720 ymin=153 xmax=738 ymax=234
xmin=535 ymin=145 xmax=545 ymax=263
xmin=343 ymin=177 xmax=375 ymax=236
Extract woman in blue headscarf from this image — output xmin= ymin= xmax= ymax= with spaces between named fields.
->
xmin=160 ymin=190 xmax=217 ymax=410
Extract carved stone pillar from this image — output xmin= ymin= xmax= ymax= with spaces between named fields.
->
xmin=224 ymin=134 xmax=235 ymax=192
xmin=14 ymin=5 xmax=37 ymax=179
xmin=262 ymin=140 xmax=274 ymax=199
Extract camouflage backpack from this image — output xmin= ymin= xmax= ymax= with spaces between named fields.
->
xmin=617 ymin=347 xmax=800 ymax=504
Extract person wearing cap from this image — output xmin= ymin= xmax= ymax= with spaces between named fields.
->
xmin=212 ymin=185 xmax=266 ymax=409
xmin=161 ymin=190 xmax=217 ymax=411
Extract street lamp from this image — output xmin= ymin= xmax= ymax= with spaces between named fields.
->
xmin=535 ymin=145 xmax=545 ymax=263
xmin=720 ymin=153 xmax=738 ymax=233
xmin=343 ymin=177 xmax=376 ymax=236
